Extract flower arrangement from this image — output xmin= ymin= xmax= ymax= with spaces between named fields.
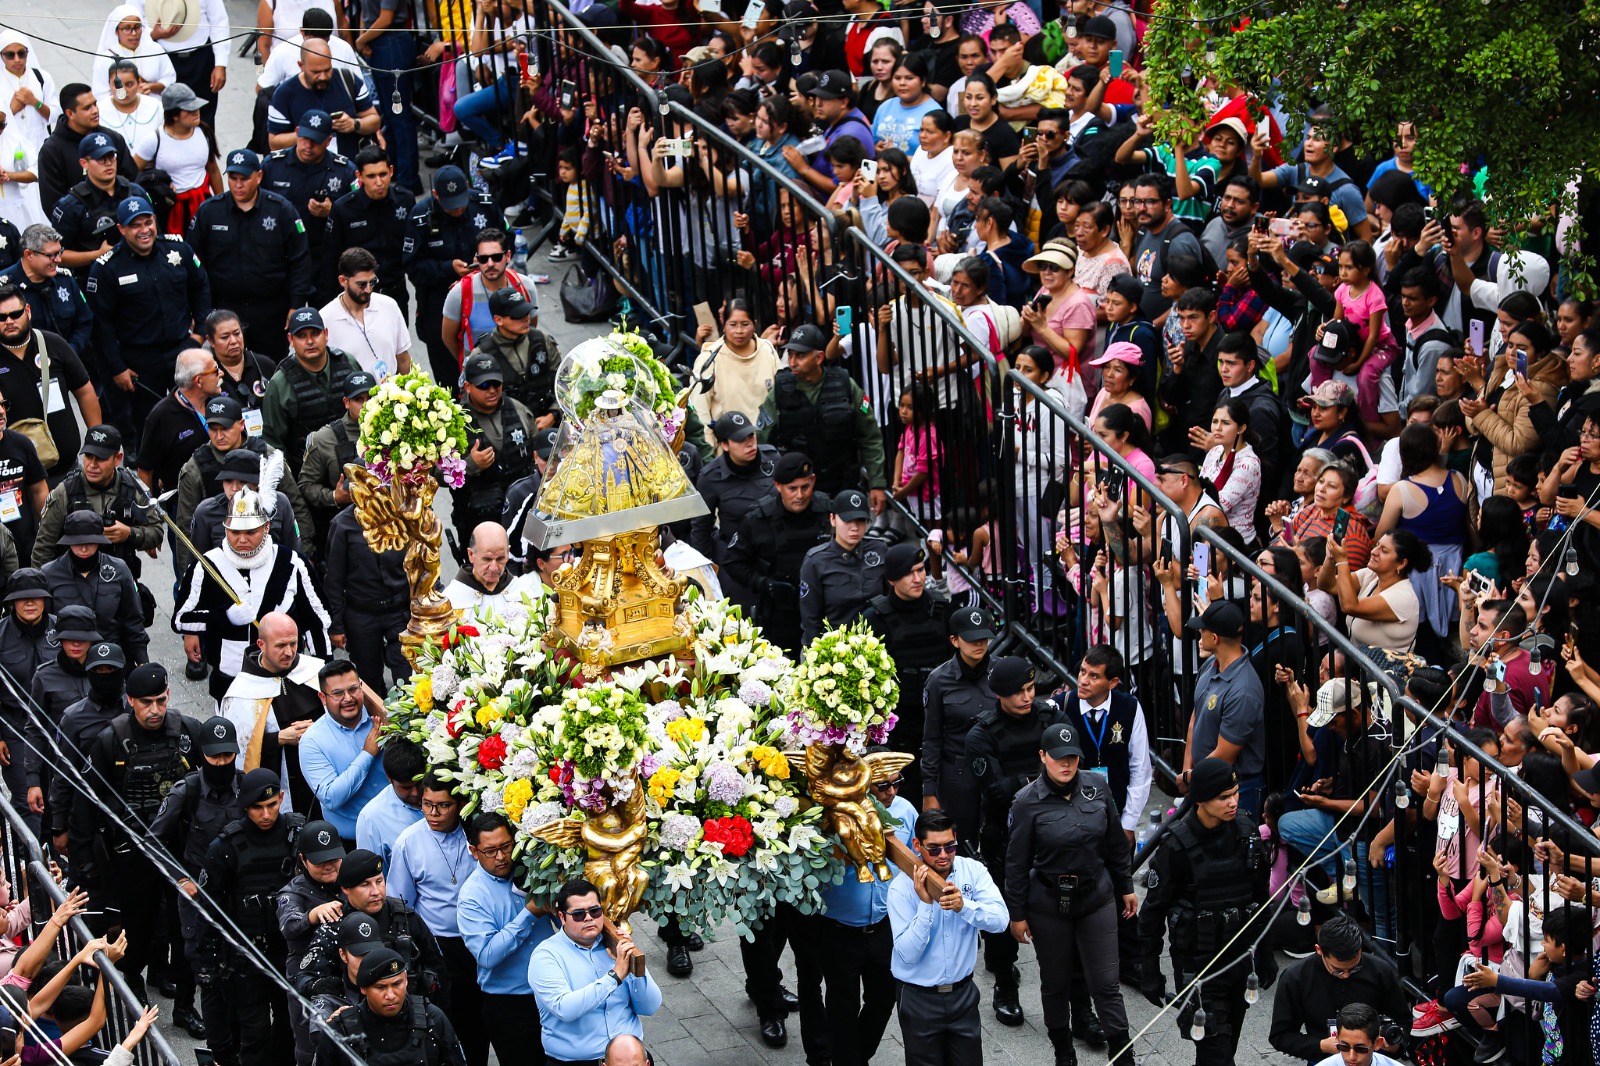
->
xmin=385 ymin=589 xmax=885 ymax=937
xmin=359 ymin=371 xmax=471 ymax=486
xmin=783 ymin=619 xmax=900 ymax=753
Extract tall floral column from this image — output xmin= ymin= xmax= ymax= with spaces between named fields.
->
xmin=346 ymin=371 xmax=472 ymax=666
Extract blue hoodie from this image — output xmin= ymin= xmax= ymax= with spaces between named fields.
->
xmin=986 ymin=229 xmax=1036 ymax=310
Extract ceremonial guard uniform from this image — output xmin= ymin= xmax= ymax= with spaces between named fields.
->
xmin=721 ymin=452 xmax=831 ymax=656
xmin=1139 ymin=758 xmax=1271 ymax=1066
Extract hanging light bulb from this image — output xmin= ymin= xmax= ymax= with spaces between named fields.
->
xmin=1529 ymin=646 xmax=1544 ymax=677
xmin=1063 ymin=12 xmax=1077 ymax=36
xmin=790 ymin=36 xmax=802 ymax=65
xmin=1244 ymin=973 xmax=1260 ymax=1005
xmin=658 ymin=90 xmax=671 ymax=116
xmin=1566 ymin=546 xmax=1580 ymax=577
xmin=1395 ymin=778 xmax=1410 ymax=810
xmin=1190 ymin=1008 xmax=1208 ymax=1041
xmin=1435 ymin=745 xmax=1451 ymax=777
xmin=1342 ymin=858 xmax=1358 ymax=892
xmin=390 ymin=89 xmax=403 ymax=116
xmin=1296 ymin=893 xmax=1312 ymax=926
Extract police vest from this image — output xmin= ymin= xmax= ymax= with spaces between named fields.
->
xmin=330 ymin=997 xmax=435 ymax=1066
xmin=866 ymin=593 xmax=948 ymax=701
xmin=194 ymin=439 xmax=273 ymax=502
xmin=772 ymin=367 xmax=858 ymax=487
xmin=177 ymin=769 xmax=242 ymax=871
xmin=1060 ymin=691 xmax=1140 ymax=814
xmin=1164 ymin=816 xmax=1261 ymax=958
xmin=220 ymin=812 xmax=305 ymax=937
xmin=108 ymin=714 xmax=195 ymax=820
xmin=330 ymin=420 xmax=360 ymax=474
xmin=464 ymin=405 xmax=533 ymax=516
xmin=65 ymin=468 xmax=144 ymax=563
xmin=67 ymin=178 xmax=136 ymax=249
xmin=282 ymin=352 xmax=360 ymax=458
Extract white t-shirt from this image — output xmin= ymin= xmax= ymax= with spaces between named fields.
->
xmin=0 ymin=126 xmax=42 ymax=229
xmin=265 ymin=0 xmax=339 ymax=40
xmin=1347 ymin=568 xmax=1418 ymax=653
xmin=131 ymin=125 xmax=211 ymax=193
xmin=1313 ymin=1054 xmax=1403 ymax=1066
xmin=96 ymin=93 xmax=163 ymax=143
xmin=910 ymin=144 xmax=956 ymax=208
xmin=257 ymin=33 xmax=363 ymax=90
xmin=320 ymin=292 xmax=410 ymax=381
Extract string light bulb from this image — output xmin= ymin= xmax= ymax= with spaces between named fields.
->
xmin=1296 ymin=892 xmax=1312 ymax=926
xmin=1190 ymin=1008 xmax=1207 ymax=1041
xmin=1342 ymin=858 xmax=1357 ymax=892
xmin=1566 ymin=546 xmax=1580 ymax=576
xmin=1063 ymin=12 xmax=1077 ymax=36
xmin=1244 ymin=973 xmax=1260 ymax=1005
xmin=790 ymin=36 xmax=802 ymax=64
xmin=1529 ymin=646 xmax=1543 ymax=677
xmin=390 ymin=89 xmax=403 ymax=116
xmin=658 ymin=90 xmax=671 ymax=116
xmin=1395 ymin=778 xmax=1410 ymax=809
xmin=1435 ymin=746 xmax=1450 ymax=777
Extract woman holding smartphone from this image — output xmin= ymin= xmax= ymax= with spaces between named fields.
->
xmin=1459 ymin=318 xmax=1567 ymax=495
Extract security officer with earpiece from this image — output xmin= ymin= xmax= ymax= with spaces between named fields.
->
xmin=863 ymin=542 xmax=947 ymax=802
xmin=1138 ymin=757 xmax=1270 ymax=1066
xmin=963 ymin=656 xmax=1064 ymax=1029
xmin=197 ymin=767 xmax=305 ymax=1066
xmin=402 ymin=166 xmax=505 ymax=384
xmin=318 ymin=947 xmax=467 ymax=1066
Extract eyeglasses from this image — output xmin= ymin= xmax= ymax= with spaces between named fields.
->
xmin=0 ymin=309 xmax=26 ymax=322
xmin=920 ymin=842 xmax=959 ymax=856
xmin=565 ymin=905 xmax=606 ymax=921
xmin=1334 ymin=1043 xmax=1372 ymax=1056
xmin=420 ymin=799 xmax=458 ymax=814
xmin=1322 ymin=956 xmax=1362 ymax=977
xmin=348 ymin=277 xmax=378 ymax=289
xmin=474 ymin=842 xmax=514 ymax=858
xmin=26 ymin=248 xmax=61 ymax=260
xmin=1 ymin=50 xmax=26 ymax=60
xmin=1131 ymin=197 xmax=1164 ymax=206
xmin=873 ymin=778 xmax=903 ymax=792
xmin=474 ymin=251 xmax=507 ymax=264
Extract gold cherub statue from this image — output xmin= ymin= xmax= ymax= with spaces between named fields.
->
xmin=788 ymin=746 xmax=914 ymax=883
xmin=346 ymin=464 xmax=460 ymax=665
xmin=531 ymin=774 xmax=651 ymax=922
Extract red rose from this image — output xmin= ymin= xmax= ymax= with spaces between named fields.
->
xmin=478 ymin=734 xmax=507 ymax=770
xmin=702 ymin=815 xmax=755 ymax=858
xmin=445 ymin=708 xmax=465 ymax=738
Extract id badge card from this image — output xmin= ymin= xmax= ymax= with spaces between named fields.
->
xmin=0 ymin=489 xmax=20 ymax=524
xmin=243 ymin=407 xmax=265 ymax=438
xmin=44 ymin=381 xmax=64 ymax=414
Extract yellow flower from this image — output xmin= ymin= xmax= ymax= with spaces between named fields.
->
xmin=664 ymin=717 xmax=707 ymax=748
xmin=413 ymin=677 xmax=434 ymax=713
xmin=750 ymin=745 xmax=789 ymax=780
xmin=503 ymin=779 xmax=533 ymax=824
xmin=475 ymin=702 xmax=502 ymax=728
xmin=648 ymin=766 xmax=682 ymax=806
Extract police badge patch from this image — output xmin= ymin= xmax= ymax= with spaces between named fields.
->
xmin=864 ymin=550 xmax=882 ymax=567
xmin=1146 ymin=868 xmax=1159 ymax=888
xmin=100 ymin=563 xmax=118 ymax=582
xmin=972 ymin=757 xmax=988 ymax=777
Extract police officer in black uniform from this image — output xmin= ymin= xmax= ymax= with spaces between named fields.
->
xmin=798 ymin=489 xmax=887 ymax=645
xmin=190 ymin=149 xmax=316 ymax=350
xmin=1138 ymin=757 xmax=1270 ymax=1066
xmin=150 ymin=715 xmax=245 ymax=1041
xmin=402 ymin=166 xmax=504 ymax=383
xmin=261 ymin=307 xmax=363 ymax=476
xmin=327 ymin=146 xmax=416 ymax=319
xmin=40 ymin=511 xmax=147 ymax=665
xmin=85 ymin=197 xmax=213 ymax=453
xmin=50 ymin=132 xmax=149 ymax=287
xmin=922 ymin=607 xmax=996 ymax=847
xmin=0 ymin=568 xmax=53 ymax=827
xmin=1006 ymin=723 xmax=1137 ymax=1066
xmin=690 ymin=411 xmax=777 ymax=614
xmin=298 ymin=371 xmax=374 ymax=561
xmin=464 ymin=288 xmax=557 ymax=424
xmin=760 ymin=323 xmax=887 ymax=503
xmin=964 ymin=656 xmax=1064 ymax=1028
xmin=862 ymin=543 xmax=946 ymax=802
xmin=47 ymin=639 xmax=124 ymax=851
xmin=278 ymin=821 xmax=349 ymax=1066
xmin=319 ymin=948 xmax=467 ymax=1066
xmin=69 ymin=661 xmax=204 ymax=994
xmin=324 ymin=502 xmax=409 ymax=694
xmin=197 ymin=767 xmax=303 ymax=1066
xmin=455 ymin=353 xmax=535 ymax=548
xmin=261 ymin=113 xmax=356 ymax=302
xmin=722 ymin=451 xmax=831 ymax=656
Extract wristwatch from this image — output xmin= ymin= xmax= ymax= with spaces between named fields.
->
xmin=609 ymin=970 xmax=624 ymax=985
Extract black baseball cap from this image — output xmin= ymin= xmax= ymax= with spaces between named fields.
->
xmin=1043 ymin=723 xmax=1083 ymax=759
xmin=1313 ymin=320 xmax=1358 ymax=365
xmin=989 ymin=656 xmax=1034 ymax=697
xmin=465 ymin=354 xmax=505 ymax=387
xmin=338 ymin=911 xmax=386 ymax=953
xmin=488 ymin=287 xmax=533 ymax=319
xmin=833 ymin=489 xmax=870 ymax=521
xmin=199 ymin=715 xmax=240 ymax=757
xmin=711 ymin=411 xmax=756 ymax=443
xmin=1184 ymin=599 xmax=1246 ymax=639
xmin=784 ymin=323 xmax=828 ymax=353
xmin=288 ymin=306 xmax=324 ymax=334
xmin=807 ymin=70 xmax=852 ymax=100
xmin=772 ymin=452 xmax=814 ymax=484
xmin=433 ymin=165 xmax=471 ymax=211
xmin=1295 ymin=174 xmax=1332 ymax=198
xmin=344 ymin=371 xmax=377 ymax=400
xmin=534 ymin=427 xmax=559 ymax=458
xmin=299 ymin=820 xmax=346 ymax=863
xmin=87 ymin=640 xmax=124 ymax=671
xmin=80 ymin=424 xmax=122 ymax=459
xmin=297 ymin=109 xmax=333 ymax=143
xmin=949 ymin=606 xmax=995 ymax=641
xmin=204 ymin=396 xmax=244 ymax=427
xmin=1081 ymin=14 xmax=1118 ymax=39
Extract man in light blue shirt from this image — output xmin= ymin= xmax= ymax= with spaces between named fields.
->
xmin=356 ymin=737 xmax=426 ymax=875
xmin=458 ymin=811 xmax=555 ymax=1064
xmin=888 ymin=808 xmax=1009 ymax=1066
xmin=298 ymin=660 xmax=388 ymax=838
xmin=810 ymin=767 xmax=917 ymax=1066
xmin=529 ymin=878 xmax=663 ymax=1063
xmin=386 ymin=776 xmax=485 ymax=1066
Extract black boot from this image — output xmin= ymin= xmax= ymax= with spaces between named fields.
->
xmin=1105 ymin=1028 xmax=1136 ymax=1066
xmin=1072 ymin=1003 xmax=1106 ymax=1047
xmin=173 ymin=1002 xmax=206 ymax=1039
xmin=992 ymin=967 xmax=1024 ymax=1027
xmin=1048 ymin=1029 xmax=1078 ymax=1066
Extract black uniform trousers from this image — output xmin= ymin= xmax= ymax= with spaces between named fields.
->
xmin=979 ymin=828 xmax=1018 ymax=985
xmin=437 ymin=934 xmax=489 ymax=1066
xmin=345 ymin=606 xmax=410 ymax=695
xmin=1025 ymin=892 xmax=1129 ymax=1045
xmin=204 ymin=955 xmax=291 ymax=1066
xmin=897 ymin=979 xmax=982 ymax=1066
xmin=743 ymin=904 xmax=829 ymax=1065
xmin=1180 ymin=954 xmax=1250 ymax=1066
xmin=481 ymin=991 xmax=543 ymax=1066
xmin=85 ymin=846 xmax=166 ymax=985
xmin=419 ymin=285 xmax=458 ymax=385
xmin=815 ymin=916 xmax=895 ymax=1066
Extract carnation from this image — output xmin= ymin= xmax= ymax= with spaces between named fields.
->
xmin=429 ymin=663 xmax=461 ymax=701
xmin=773 ymin=796 xmax=798 ymax=819
xmin=658 ymin=812 xmax=701 ymax=851
xmin=737 ymin=679 xmax=774 ymax=707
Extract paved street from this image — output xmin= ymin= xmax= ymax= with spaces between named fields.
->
xmin=13 ymin=2 xmax=1295 ymax=1062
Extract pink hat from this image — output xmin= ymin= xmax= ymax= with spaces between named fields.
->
xmin=1088 ymin=341 xmax=1144 ymax=367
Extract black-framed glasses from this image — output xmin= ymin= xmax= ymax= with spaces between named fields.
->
xmin=474 ymin=251 xmax=507 ymax=264
xmin=421 ymin=799 xmax=458 ymax=814
xmin=0 ymin=308 xmax=26 ymax=322
xmin=565 ymin=905 xmax=605 ymax=921
xmin=474 ymin=842 xmax=514 ymax=858
xmin=873 ymin=778 xmax=903 ymax=792
xmin=26 ymin=248 xmax=61 ymax=260
xmin=1131 ymin=197 xmax=1164 ymax=206
xmin=1334 ymin=1043 xmax=1372 ymax=1055
xmin=921 ymin=842 xmax=959 ymax=856
xmin=349 ymin=277 xmax=378 ymax=289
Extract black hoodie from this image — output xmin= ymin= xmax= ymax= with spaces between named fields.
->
xmin=37 ymin=116 xmax=136 ymax=219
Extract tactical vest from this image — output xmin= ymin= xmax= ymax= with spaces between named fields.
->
xmin=772 ymin=367 xmax=858 ymax=489
xmin=867 ymin=593 xmax=948 ymax=702
xmin=330 ymin=420 xmax=360 ymax=474
xmin=68 ymin=178 xmax=135 ymax=251
xmin=108 ymin=714 xmax=195 ymax=820
xmin=194 ymin=438 xmax=272 ymax=502
xmin=64 ymin=468 xmax=145 ymax=564
xmin=330 ymin=997 xmax=434 ymax=1066
xmin=220 ymin=812 xmax=304 ymax=938
xmin=179 ymin=769 xmax=242 ymax=871
xmin=282 ymin=352 xmax=359 ymax=462
xmin=1164 ymin=816 xmax=1261 ymax=958
xmin=464 ymin=404 xmax=533 ymax=517
xmin=1060 ymin=691 xmax=1141 ymax=814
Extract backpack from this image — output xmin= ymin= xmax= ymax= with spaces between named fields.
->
xmin=1160 ymin=216 xmax=1220 ymax=279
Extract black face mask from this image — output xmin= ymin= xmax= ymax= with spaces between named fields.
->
xmin=202 ymin=762 xmax=236 ymax=789
xmin=87 ymin=671 xmax=123 ymax=702
xmin=72 ymin=550 xmax=96 ymax=575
